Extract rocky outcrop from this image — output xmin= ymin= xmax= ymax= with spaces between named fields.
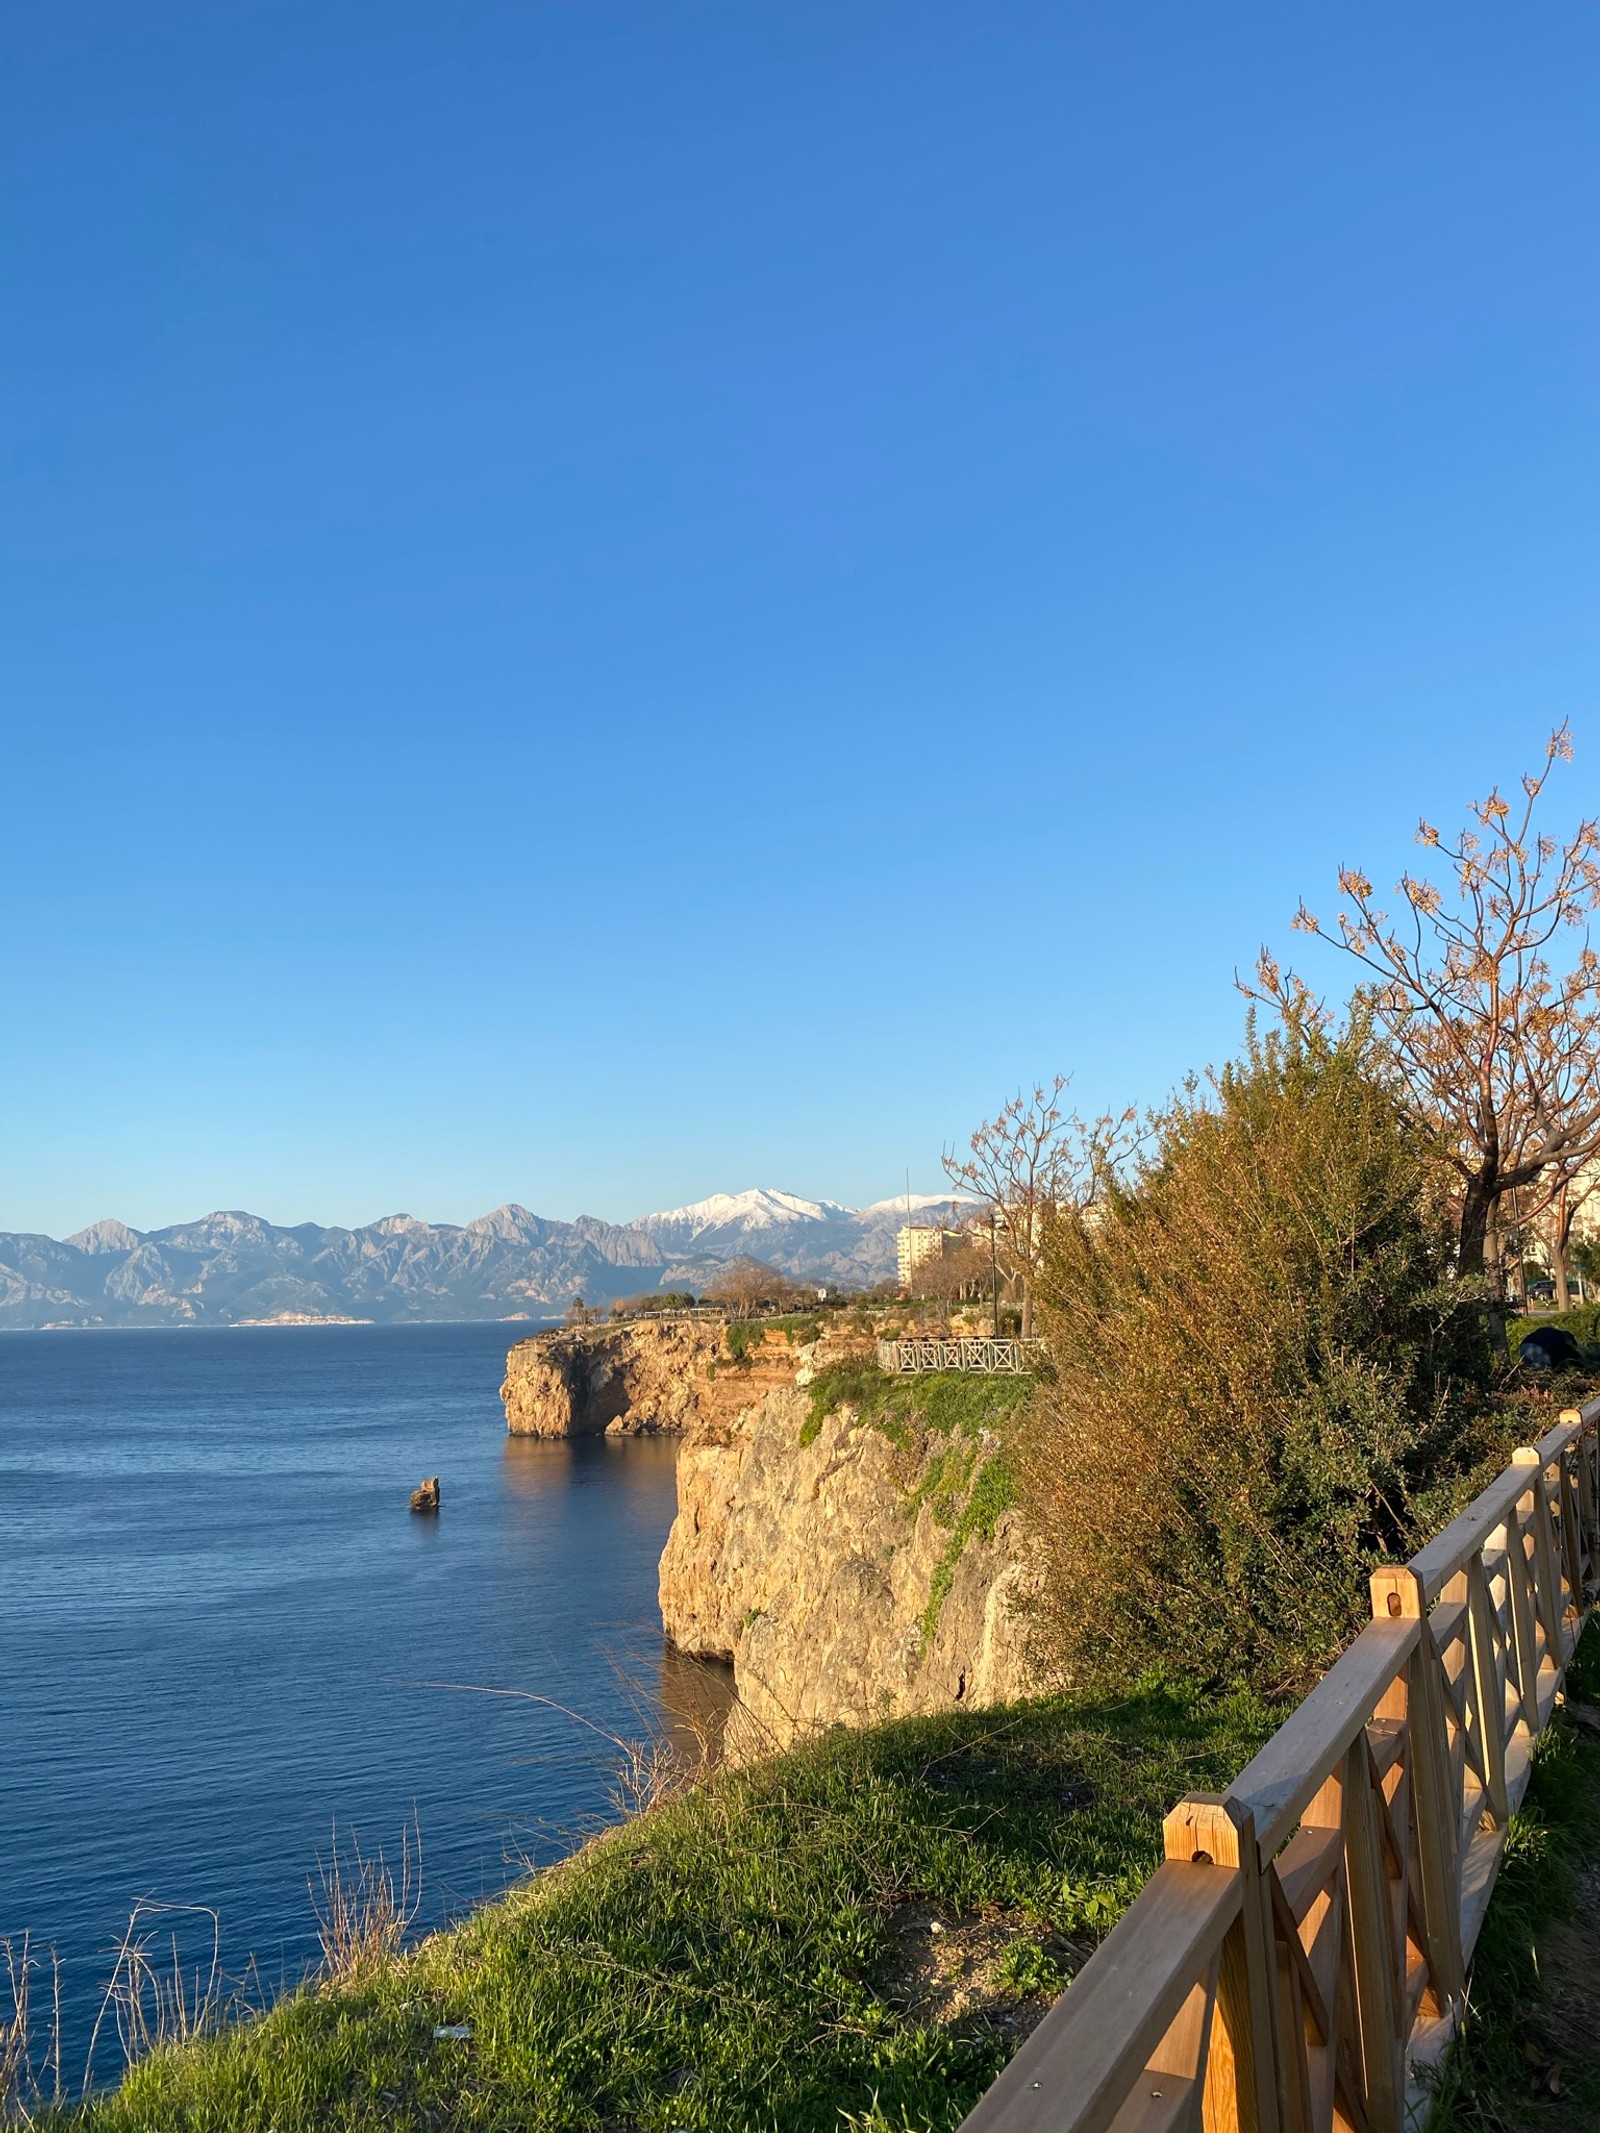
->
xmin=499 ymin=1318 xmax=808 ymax=1437
xmin=501 ymin=1314 xmax=1045 ymax=1747
xmin=659 ymin=1376 xmax=1044 ymax=1749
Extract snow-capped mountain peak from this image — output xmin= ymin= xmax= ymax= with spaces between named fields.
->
xmin=630 ymin=1187 xmax=854 ymax=1237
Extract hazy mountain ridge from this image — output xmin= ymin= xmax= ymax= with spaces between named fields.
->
xmin=0 ymin=1190 xmax=968 ymax=1329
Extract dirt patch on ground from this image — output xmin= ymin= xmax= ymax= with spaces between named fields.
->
xmin=873 ymin=1904 xmax=1082 ymax=2048
xmin=1516 ymin=1718 xmax=1600 ymax=2125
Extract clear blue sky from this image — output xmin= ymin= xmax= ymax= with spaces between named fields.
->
xmin=6 ymin=3 xmax=1599 ymax=1237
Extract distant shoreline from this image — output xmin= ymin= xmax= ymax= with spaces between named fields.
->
xmin=5 ymin=1315 xmax=560 ymax=1335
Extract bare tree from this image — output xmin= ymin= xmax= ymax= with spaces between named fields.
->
xmin=704 ymin=1257 xmax=792 ymax=1319
xmin=906 ymin=1237 xmax=990 ymax=1309
xmin=943 ymin=1078 xmax=1135 ymax=1337
xmin=1255 ymin=727 xmax=1600 ymax=1351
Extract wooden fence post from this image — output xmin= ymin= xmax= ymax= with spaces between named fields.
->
xmin=1163 ymin=1796 xmax=1280 ymax=2133
xmin=1463 ymin=1555 xmax=1512 ymax=1824
xmin=951 ymin=1405 xmax=1598 ymax=2133
xmin=1525 ymin=1450 xmax=1569 ymax=1681
xmin=1341 ymin=1733 xmax=1406 ymax=2133
xmin=1369 ymin=1567 xmax=1465 ymax=2009
xmin=1557 ymin=1414 xmax=1586 ymax=1634
xmin=1579 ymin=1414 xmax=1600 ymax=1586
xmin=1502 ymin=1491 xmax=1545 ymax=1739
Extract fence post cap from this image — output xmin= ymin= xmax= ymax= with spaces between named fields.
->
xmin=1370 ymin=1563 xmax=1425 ymax=1619
xmin=1163 ymin=1792 xmax=1253 ymax=1867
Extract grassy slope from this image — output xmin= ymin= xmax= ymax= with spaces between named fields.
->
xmin=59 ymin=1684 xmax=1278 ymax=2133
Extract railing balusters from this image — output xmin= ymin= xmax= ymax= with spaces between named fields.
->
xmin=957 ymin=1402 xmax=1598 ymax=2133
xmin=874 ymin=1336 xmax=1043 ymax=1374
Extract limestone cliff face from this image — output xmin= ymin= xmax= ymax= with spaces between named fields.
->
xmin=499 ymin=1318 xmax=805 ymax=1437
xmin=501 ymin=1316 xmax=1044 ymax=1747
xmin=658 ymin=1378 xmax=1043 ymax=1748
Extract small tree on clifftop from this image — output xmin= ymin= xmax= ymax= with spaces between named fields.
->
xmin=705 ymin=1257 xmax=792 ymax=1319
xmin=943 ymin=1078 xmax=1135 ymax=1337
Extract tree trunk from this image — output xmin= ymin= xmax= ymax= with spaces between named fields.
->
xmin=1553 ymin=1232 xmax=1572 ymax=1312
xmin=1459 ymin=1174 xmax=1509 ymax=1360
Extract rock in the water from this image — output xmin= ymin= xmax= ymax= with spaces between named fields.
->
xmin=409 ymin=1476 xmax=441 ymax=1514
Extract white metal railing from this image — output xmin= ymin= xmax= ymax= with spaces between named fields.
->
xmin=875 ymin=1336 xmax=1042 ymax=1374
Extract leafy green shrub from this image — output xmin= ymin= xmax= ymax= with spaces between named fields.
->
xmin=1025 ymin=1012 xmax=1505 ymax=1697
xmin=768 ymin=1312 xmax=822 ymax=1345
xmin=920 ymin=1451 xmax=1016 ymax=1642
xmin=724 ymin=1320 xmax=768 ymax=1364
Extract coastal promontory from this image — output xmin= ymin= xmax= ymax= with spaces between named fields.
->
xmin=499 ymin=1315 xmax=1044 ymax=1745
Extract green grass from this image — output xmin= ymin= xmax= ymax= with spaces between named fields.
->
xmin=52 ymin=1682 xmax=1281 ymax=2133
xmin=1428 ymin=1619 xmax=1600 ymax=2131
xmin=799 ymin=1364 xmax=1033 ymax=1450
xmin=797 ymin=1368 xmax=1030 ymax=1640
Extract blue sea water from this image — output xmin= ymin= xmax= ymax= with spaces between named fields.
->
xmin=1 ymin=1323 xmax=718 ymax=2084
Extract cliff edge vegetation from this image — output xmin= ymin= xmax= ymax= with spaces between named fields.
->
xmin=36 ymin=1680 xmax=1280 ymax=2133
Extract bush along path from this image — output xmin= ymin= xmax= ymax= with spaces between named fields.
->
xmin=42 ymin=1683 xmax=1279 ymax=2133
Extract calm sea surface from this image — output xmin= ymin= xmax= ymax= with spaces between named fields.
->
xmin=2 ymin=1323 xmax=718 ymax=2081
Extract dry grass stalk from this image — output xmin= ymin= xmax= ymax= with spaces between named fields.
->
xmin=82 ymin=1901 xmax=222 ymax=2092
xmin=413 ymin=1673 xmax=723 ymax=1827
xmin=310 ymin=1817 xmax=421 ymax=1982
xmin=0 ymin=1934 xmax=62 ymax=2125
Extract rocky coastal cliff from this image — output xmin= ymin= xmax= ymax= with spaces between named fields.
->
xmin=500 ymin=1318 xmax=1044 ymax=1744
xmin=659 ymin=1378 xmax=1039 ymax=1747
xmin=500 ymin=1318 xmax=802 ymax=1436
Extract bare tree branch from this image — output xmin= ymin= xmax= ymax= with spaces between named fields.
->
xmin=1247 ymin=725 xmax=1600 ymax=1353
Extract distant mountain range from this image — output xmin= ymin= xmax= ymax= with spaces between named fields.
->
xmin=0 ymin=1189 xmax=969 ymax=1330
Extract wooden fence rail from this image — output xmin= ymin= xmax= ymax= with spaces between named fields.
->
xmin=959 ymin=1398 xmax=1600 ymax=2133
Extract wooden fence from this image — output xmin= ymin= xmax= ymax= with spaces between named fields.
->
xmin=958 ymin=1398 xmax=1600 ymax=2133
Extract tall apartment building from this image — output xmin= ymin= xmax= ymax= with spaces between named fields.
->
xmin=896 ymin=1224 xmax=963 ymax=1286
